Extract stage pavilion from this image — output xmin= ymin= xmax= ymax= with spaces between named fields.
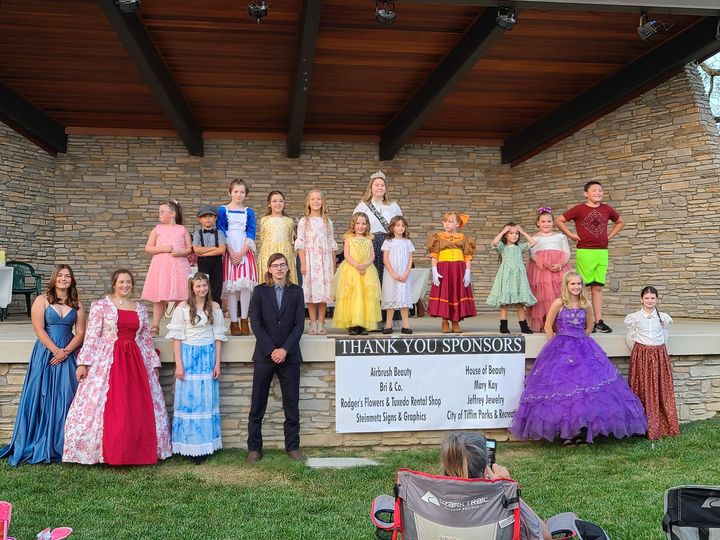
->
xmin=1 ymin=0 xmax=720 ymax=448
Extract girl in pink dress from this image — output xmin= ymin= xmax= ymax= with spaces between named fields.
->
xmin=63 ymin=270 xmax=171 ymax=465
xmin=295 ymin=189 xmax=337 ymax=335
xmin=142 ymin=200 xmax=193 ymax=336
xmin=526 ymin=207 xmax=570 ymax=332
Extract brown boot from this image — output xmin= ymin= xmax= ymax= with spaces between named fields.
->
xmin=452 ymin=321 xmax=462 ymax=333
xmin=240 ymin=318 xmax=250 ymax=335
xmin=441 ymin=320 xmax=450 ymax=333
xmin=230 ymin=321 xmax=241 ymax=336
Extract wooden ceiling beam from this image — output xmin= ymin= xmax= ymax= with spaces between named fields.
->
xmin=379 ymin=8 xmax=506 ymax=161
xmin=0 ymin=83 xmax=67 ymax=155
xmin=96 ymin=0 xmax=204 ymax=156
xmin=502 ymin=16 xmax=720 ymax=165
xmin=408 ymin=1 xmax=720 ymax=16
xmin=287 ymin=0 xmax=323 ymax=158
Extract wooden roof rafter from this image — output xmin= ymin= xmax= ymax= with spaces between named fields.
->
xmin=379 ymin=7 xmax=508 ymax=161
xmin=287 ymin=0 xmax=323 ymax=158
xmin=501 ymin=15 xmax=720 ymax=165
xmin=0 ymin=82 xmax=68 ymax=155
xmin=96 ymin=0 xmax=204 ymax=156
xmin=409 ymin=0 xmax=720 ymax=16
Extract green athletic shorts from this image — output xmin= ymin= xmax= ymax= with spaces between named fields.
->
xmin=575 ymin=249 xmax=608 ymax=286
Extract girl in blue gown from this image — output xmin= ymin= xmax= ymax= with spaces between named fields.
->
xmin=1 ymin=265 xmax=86 ymax=465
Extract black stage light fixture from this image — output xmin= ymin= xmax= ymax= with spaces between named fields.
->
xmin=116 ymin=0 xmax=141 ymax=13
xmin=375 ymin=1 xmax=396 ymax=26
xmin=496 ymin=7 xmax=516 ymax=30
xmin=248 ymin=0 xmax=269 ymax=23
xmin=638 ymin=12 xmax=657 ymax=41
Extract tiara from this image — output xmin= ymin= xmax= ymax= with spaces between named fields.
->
xmin=370 ymin=170 xmax=386 ymax=181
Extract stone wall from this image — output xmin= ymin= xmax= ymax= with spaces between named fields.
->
xmin=0 ymin=127 xmax=55 ymax=313
xmin=2 ymin=354 xmax=718 ymax=448
xmin=1 ymin=67 xmax=719 ymax=318
xmin=511 ymin=66 xmax=720 ymax=318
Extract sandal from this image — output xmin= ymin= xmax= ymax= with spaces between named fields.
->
xmin=151 ymin=325 xmax=160 ymax=337
xmin=562 ymin=439 xmax=576 ymax=448
xmin=317 ymin=321 xmax=327 ymax=335
xmin=308 ymin=322 xmax=317 ymax=335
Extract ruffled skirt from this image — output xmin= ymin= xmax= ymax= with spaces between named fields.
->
xmin=526 ymin=251 xmax=569 ymax=331
xmin=331 ymin=261 xmax=381 ymax=329
xmin=510 ymin=333 xmax=647 ymax=442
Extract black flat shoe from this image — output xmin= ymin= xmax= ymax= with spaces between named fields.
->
xmin=348 ymin=327 xmax=358 ymax=336
xmin=358 ymin=327 xmax=369 ymax=335
xmin=401 ymin=328 xmax=413 ymax=334
xmin=382 ymin=327 xmax=393 ymax=334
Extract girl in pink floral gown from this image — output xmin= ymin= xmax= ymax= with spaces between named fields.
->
xmin=63 ymin=270 xmax=171 ymax=465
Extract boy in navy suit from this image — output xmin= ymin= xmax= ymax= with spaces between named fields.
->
xmin=246 ymin=252 xmax=305 ymax=463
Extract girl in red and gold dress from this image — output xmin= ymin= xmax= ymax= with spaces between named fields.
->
xmin=427 ymin=212 xmax=476 ymax=333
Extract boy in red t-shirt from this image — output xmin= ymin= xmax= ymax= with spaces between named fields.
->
xmin=555 ymin=181 xmax=624 ymax=333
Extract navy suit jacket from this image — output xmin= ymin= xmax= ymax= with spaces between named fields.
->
xmin=248 ymin=283 xmax=305 ymax=364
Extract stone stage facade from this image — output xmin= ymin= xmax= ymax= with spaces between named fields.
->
xmin=1 ymin=319 xmax=719 ymax=449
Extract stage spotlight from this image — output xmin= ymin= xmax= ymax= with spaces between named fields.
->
xmin=116 ymin=0 xmax=140 ymax=13
xmin=496 ymin=7 xmax=516 ymax=30
xmin=638 ymin=12 xmax=657 ymax=41
xmin=375 ymin=1 xmax=396 ymax=26
xmin=248 ymin=0 xmax=269 ymax=23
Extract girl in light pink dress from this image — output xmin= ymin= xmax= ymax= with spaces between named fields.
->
xmin=295 ymin=189 xmax=337 ymax=335
xmin=526 ymin=207 xmax=570 ymax=332
xmin=142 ymin=200 xmax=193 ymax=336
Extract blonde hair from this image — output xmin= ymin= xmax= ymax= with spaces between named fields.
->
xmin=560 ymin=271 xmax=590 ymax=309
xmin=303 ymin=189 xmax=329 ymax=223
xmin=440 ymin=432 xmax=488 ymax=479
xmin=345 ymin=212 xmax=372 ymax=238
xmin=361 ymin=175 xmax=393 ymax=205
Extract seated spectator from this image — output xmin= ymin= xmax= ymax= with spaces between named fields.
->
xmin=441 ymin=432 xmax=552 ymax=540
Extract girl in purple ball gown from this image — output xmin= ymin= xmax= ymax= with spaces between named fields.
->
xmin=510 ymin=271 xmax=647 ymax=445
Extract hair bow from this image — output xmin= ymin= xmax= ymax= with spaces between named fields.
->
xmin=537 ymin=206 xmax=553 ymax=215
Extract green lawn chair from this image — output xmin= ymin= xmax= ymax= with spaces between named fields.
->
xmin=7 ymin=261 xmax=42 ymax=317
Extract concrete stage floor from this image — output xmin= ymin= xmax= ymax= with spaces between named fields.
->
xmin=1 ymin=313 xmax=718 ymax=364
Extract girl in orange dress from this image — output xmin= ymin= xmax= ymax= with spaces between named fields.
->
xmin=427 ymin=212 xmax=476 ymax=333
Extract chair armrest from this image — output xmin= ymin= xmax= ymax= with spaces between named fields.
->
xmin=370 ymin=495 xmax=396 ymax=530
xmin=33 ymin=273 xmax=42 ymax=294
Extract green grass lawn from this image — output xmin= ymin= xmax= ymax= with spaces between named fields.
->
xmin=2 ymin=416 xmax=720 ymax=539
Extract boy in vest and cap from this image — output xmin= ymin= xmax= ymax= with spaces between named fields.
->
xmin=193 ymin=204 xmax=227 ymax=304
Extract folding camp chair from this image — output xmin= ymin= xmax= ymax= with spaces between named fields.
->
xmin=371 ymin=468 xmax=522 ymax=539
xmin=663 ymin=485 xmax=720 ymax=540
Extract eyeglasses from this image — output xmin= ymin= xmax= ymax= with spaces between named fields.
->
xmin=269 ymin=263 xmax=288 ymax=269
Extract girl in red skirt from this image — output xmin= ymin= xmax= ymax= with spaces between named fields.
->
xmin=427 ymin=212 xmax=476 ymax=333
xmin=624 ymin=286 xmax=680 ymax=439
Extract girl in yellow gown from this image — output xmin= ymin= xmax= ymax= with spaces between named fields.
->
xmin=257 ymin=190 xmax=297 ymax=285
xmin=332 ymin=212 xmax=381 ymax=335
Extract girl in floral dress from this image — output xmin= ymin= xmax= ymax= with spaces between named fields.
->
xmin=295 ymin=189 xmax=337 ymax=335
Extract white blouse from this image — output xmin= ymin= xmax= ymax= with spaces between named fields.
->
xmin=624 ymin=309 xmax=672 ymax=349
xmin=530 ymin=233 xmax=570 ymax=260
xmin=353 ymin=200 xmax=403 ymax=234
xmin=165 ymin=305 xmax=228 ymax=346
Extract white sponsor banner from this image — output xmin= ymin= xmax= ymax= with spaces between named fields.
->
xmin=335 ymin=336 xmax=526 ymax=433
